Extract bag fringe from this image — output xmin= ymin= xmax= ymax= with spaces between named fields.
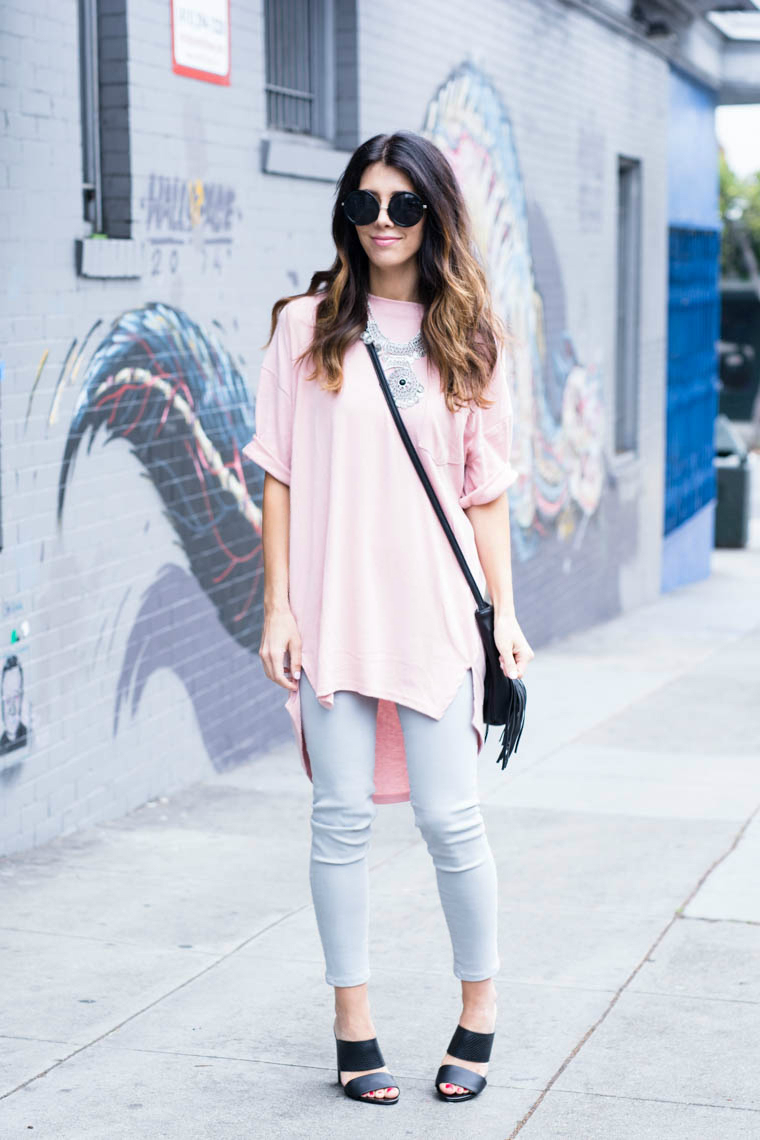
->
xmin=495 ymin=678 xmax=527 ymax=770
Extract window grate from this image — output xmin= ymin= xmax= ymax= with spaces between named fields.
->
xmin=79 ymin=0 xmax=103 ymax=231
xmin=265 ymin=0 xmax=319 ymax=135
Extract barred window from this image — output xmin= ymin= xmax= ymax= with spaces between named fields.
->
xmin=265 ymin=0 xmax=324 ymax=135
xmin=264 ymin=0 xmax=357 ymax=147
xmin=78 ymin=0 xmax=131 ymax=238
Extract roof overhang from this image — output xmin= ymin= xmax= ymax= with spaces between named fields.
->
xmin=632 ymin=2 xmax=760 ymax=104
xmin=561 ymin=2 xmax=760 ymax=104
xmin=720 ymin=37 xmax=760 ymax=103
xmin=632 ymin=1 xmax=750 ymax=36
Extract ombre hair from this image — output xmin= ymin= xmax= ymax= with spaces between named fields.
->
xmin=265 ymin=130 xmax=509 ymax=413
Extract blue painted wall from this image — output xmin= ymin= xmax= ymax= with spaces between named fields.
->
xmin=667 ymin=66 xmax=720 ymax=229
xmin=662 ymin=66 xmax=721 ymax=594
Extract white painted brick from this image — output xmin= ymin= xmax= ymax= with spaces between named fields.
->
xmin=0 ymin=0 xmax=688 ymax=855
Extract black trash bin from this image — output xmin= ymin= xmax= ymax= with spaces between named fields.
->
xmin=714 ymin=414 xmax=750 ymax=549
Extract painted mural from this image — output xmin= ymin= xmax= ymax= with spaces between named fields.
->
xmin=422 ymin=61 xmax=606 ymax=562
xmin=55 ymin=303 xmax=267 ymax=768
xmin=57 ymin=304 xmax=263 ymax=648
xmin=140 ymin=174 xmax=240 ymax=279
xmin=1 ymin=654 xmax=28 ymax=758
xmin=0 ymin=602 xmax=30 ymax=779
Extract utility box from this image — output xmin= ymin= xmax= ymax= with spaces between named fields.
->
xmin=714 ymin=415 xmax=750 ymax=548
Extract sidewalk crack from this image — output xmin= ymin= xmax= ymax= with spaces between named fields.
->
xmin=507 ymin=802 xmax=760 ymax=1138
xmin=0 ymin=901 xmax=315 ymax=1102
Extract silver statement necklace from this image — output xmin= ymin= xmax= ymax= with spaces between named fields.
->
xmin=361 ymin=300 xmax=426 ymax=408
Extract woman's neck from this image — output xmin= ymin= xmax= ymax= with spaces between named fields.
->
xmin=367 ymin=265 xmax=422 ymax=304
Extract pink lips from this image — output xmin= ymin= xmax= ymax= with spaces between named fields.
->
xmin=371 ymin=236 xmax=400 ymax=246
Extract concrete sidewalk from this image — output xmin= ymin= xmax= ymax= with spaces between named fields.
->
xmin=2 ymin=466 xmax=759 ymax=1140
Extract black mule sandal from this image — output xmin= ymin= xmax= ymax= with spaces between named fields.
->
xmin=434 ymin=1023 xmax=495 ymax=1102
xmin=334 ymin=1031 xmax=400 ymax=1105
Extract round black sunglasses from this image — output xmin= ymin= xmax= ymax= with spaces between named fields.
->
xmin=341 ymin=189 xmax=427 ymax=228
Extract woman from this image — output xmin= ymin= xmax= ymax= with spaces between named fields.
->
xmin=245 ymin=130 xmax=534 ymax=1106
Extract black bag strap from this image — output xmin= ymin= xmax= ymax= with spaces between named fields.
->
xmin=364 ymin=338 xmax=490 ymax=615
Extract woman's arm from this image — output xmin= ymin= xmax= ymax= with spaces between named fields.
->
xmin=258 ymin=471 xmax=302 ymax=691
xmin=464 ymin=491 xmax=534 ymax=680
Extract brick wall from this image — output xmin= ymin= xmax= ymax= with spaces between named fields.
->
xmin=0 ymin=0 xmax=670 ymax=853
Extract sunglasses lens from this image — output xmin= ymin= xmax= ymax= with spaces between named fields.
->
xmin=389 ymin=192 xmax=425 ymax=226
xmin=343 ymin=190 xmax=379 ymax=226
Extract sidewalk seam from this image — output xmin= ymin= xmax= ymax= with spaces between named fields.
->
xmin=0 ymin=833 xmax=424 ymax=1103
xmin=0 ymin=901 xmax=315 ymax=1102
xmin=527 ymin=1085 xmax=760 ymax=1115
xmin=506 ymin=802 xmax=760 ymax=1139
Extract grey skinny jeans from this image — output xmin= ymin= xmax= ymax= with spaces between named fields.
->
xmin=299 ymin=666 xmax=501 ymax=987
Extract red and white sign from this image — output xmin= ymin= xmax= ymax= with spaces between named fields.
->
xmin=171 ymin=0 xmax=231 ymax=86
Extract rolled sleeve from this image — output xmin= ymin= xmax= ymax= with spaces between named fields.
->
xmin=243 ymin=304 xmax=297 ymax=486
xmin=458 ymin=347 xmax=519 ymax=508
xmin=243 ymin=368 xmax=293 ymax=485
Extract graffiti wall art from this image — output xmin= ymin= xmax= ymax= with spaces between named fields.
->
xmin=1 ymin=601 xmax=31 ymax=775
xmin=422 ymin=60 xmax=606 ymax=561
xmin=54 ymin=303 xmax=269 ymax=768
xmin=1 ymin=653 xmax=28 ymax=758
xmin=140 ymin=174 xmax=241 ymax=278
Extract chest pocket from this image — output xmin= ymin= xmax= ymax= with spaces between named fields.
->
xmin=413 ymin=380 xmax=467 ymax=466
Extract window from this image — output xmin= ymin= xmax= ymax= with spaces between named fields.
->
xmin=79 ymin=0 xmax=102 ymax=231
xmin=77 ymin=0 xmax=131 ymax=239
xmin=263 ymin=0 xmax=357 ymax=150
xmin=615 ymin=156 xmax=642 ymax=454
xmin=265 ymin=0 xmax=326 ymax=136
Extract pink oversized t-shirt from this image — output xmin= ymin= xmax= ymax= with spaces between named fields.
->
xmin=243 ymin=291 xmax=518 ymax=804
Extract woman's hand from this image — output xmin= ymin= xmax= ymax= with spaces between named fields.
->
xmin=259 ymin=605 xmax=302 ymax=691
xmin=493 ymin=611 xmax=534 ymax=680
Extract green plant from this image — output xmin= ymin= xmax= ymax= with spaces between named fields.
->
xmin=720 ymin=149 xmax=760 ymax=280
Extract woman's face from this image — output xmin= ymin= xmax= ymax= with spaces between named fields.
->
xmin=353 ymin=162 xmax=426 ymax=271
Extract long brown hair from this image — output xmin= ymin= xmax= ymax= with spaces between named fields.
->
xmin=265 ymin=130 xmax=509 ymax=413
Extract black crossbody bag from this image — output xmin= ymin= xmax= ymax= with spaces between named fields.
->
xmin=364 ymin=339 xmax=527 ymax=770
